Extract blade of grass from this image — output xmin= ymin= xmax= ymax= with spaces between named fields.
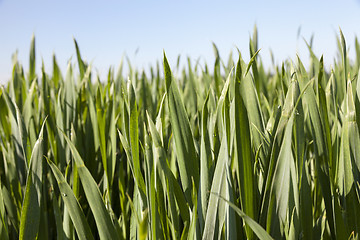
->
xmin=47 ymin=158 xmax=95 ymax=240
xmin=163 ymin=52 xmax=199 ymax=206
xmin=29 ymin=34 xmax=36 ymax=82
xmin=337 ymin=80 xmax=360 ymax=235
xmin=19 ymin=118 xmax=46 ymax=240
xmin=214 ymin=193 xmax=273 ymax=240
xmin=0 ymin=184 xmax=9 ymax=240
xmin=202 ymin=131 xmax=228 ymax=240
xmin=61 ymin=130 xmax=119 ymax=239
xmin=234 ymin=57 xmax=257 ymax=240
xmin=297 ymin=57 xmax=337 ymax=239
xmin=128 ymin=81 xmax=147 ymax=196
xmin=1 ymin=87 xmax=28 ymax=183
xmin=266 ymin=111 xmax=295 ymax=237
xmin=300 ymin=157 xmax=313 ymax=240
xmin=147 ymin=114 xmax=190 ymax=237
xmin=74 ymin=38 xmax=86 ymax=80
xmin=198 ymin=93 xmax=211 ymax=233
xmin=52 ymin=195 xmax=65 ymax=240
xmin=339 ymin=28 xmax=348 ymax=86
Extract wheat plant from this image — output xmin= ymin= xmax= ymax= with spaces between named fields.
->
xmin=0 ymin=28 xmax=360 ymax=239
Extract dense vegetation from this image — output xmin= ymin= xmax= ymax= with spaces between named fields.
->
xmin=1 ymin=28 xmax=360 ymax=239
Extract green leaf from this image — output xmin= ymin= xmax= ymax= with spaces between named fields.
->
xmin=128 ymin=81 xmax=147 ymax=196
xmin=296 ymin=57 xmax=337 ymax=239
xmin=339 ymin=28 xmax=348 ymax=85
xmin=198 ymin=93 xmax=211 ymax=232
xmin=1 ymin=87 xmax=28 ymax=182
xmin=143 ymin=126 xmax=159 ymax=240
xmin=266 ymin=112 xmax=295 ymax=237
xmin=0 ymin=184 xmax=9 ymax=240
xmin=74 ymin=38 xmax=86 ymax=79
xmin=29 ymin=34 xmax=36 ymax=82
xmin=239 ymin=55 xmax=267 ymax=179
xmin=19 ymin=118 xmax=46 ymax=240
xmin=215 ymin=194 xmax=274 ymax=240
xmin=300 ymin=158 xmax=313 ymax=240
xmin=147 ymin=114 xmax=190 ymax=238
xmin=61 ymin=130 xmax=119 ymax=239
xmin=139 ymin=210 xmax=148 ymax=240
xmin=234 ymin=57 xmax=257 ymax=239
xmin=47 ymin=159 xmax=94 ymax=240
xmin=245 ymin=49 xmax=261 ymax=76
xmin=337 ymin=80 xmax=360 ymax=235
xmin=163 ymin=52 xmax=199 ymax=206
xmin=52 ymin=195 xmax=65 ymax=240
xmin=202 ymin=132 xmax=228 ymax=240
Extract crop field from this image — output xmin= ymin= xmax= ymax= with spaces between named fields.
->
xmin=0 ymin=28 xmax=360 ymax=239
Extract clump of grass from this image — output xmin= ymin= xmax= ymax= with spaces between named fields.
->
xmin=0 ymin=28 xmax=360 ymax=239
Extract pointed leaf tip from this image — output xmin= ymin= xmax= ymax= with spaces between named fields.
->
xmin=235 ymin=57 xmax=242 ymax=82
xmin=163 ymin=52 xmax=172 ymax=90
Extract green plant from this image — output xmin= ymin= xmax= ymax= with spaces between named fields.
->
xmin=0 ymin=28 xmax=360 ymax=239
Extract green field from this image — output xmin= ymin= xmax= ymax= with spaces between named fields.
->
xmin=0 ymin=28 xmax=360 ymax=239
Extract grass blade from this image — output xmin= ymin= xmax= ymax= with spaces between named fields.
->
xmin=47 ymin=159 xmax=94 ymax=240
xmin=198 ymin=93 xmax=211 ymax=233
xmin=74 ymin=38 xmax=86 ymax=80
xmin=215 ymin=194 xmax=273 ymax=240
xmin=202 ymin=130 xmax=229 ymax=240
xmin=234 ymin=57 xmax=257 ymax=239
xmin=61 ymin=130 xmax=119 ymax=239
xmin=128 ymin=81 xmax=146 ymax=196
xmin=29 ymin=34 xmax=36 ymax=82
xmin=163 ymin=52 xmax=199 ymax=206
xmin=0 ymin=184 xmax=9 ymax=240
xmin=19 ymin=118 xmax=46 ymax=240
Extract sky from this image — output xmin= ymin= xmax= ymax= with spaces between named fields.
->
xmin=1 ymin=0 xmax=360 ymax=84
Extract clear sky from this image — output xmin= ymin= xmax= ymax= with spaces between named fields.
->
xmin=1 ymin=0 xmax=360 ymax=84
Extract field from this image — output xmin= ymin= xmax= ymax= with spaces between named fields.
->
xmin=1 ymin=28 xmax=360 ymax=239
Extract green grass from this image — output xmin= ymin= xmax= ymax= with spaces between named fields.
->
xmin=1 ymin=27 xmax=360 ymax=239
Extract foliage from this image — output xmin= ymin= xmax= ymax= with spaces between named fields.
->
xmin=0 ymin=28 xmax=360 ymax=239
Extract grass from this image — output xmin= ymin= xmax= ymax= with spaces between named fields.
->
xmin=0 ymin=27 xmax=360 ymax=239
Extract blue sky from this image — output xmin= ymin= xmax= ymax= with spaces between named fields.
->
xmin=1 ymin=1 xmax=360 ymax=84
